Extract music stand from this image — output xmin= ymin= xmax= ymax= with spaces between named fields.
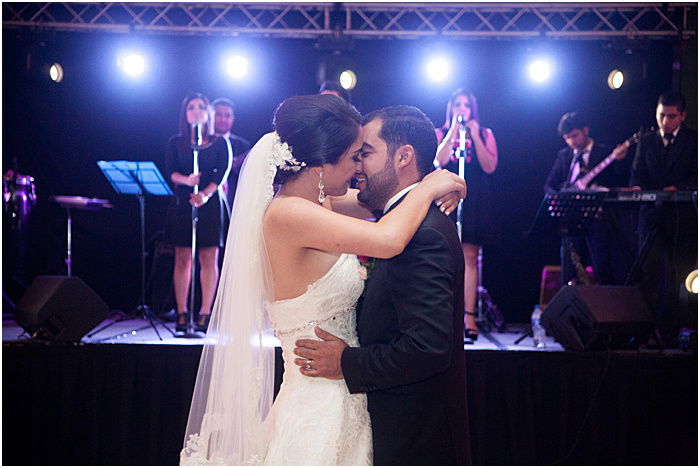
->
xmin=517 ymin=190 xmax=606 ymax=344
xmin=89 ymin=160 xmax=174 ymax=341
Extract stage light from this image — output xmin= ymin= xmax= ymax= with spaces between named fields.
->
xmin=528 ymin=60 xmax=551 ymax=83
xmin=49 ymin=63 xmax=63 ymax=83
xmin=117 ymin=53 xmax=146 ymax=77
xmin=685 ymin=270 xmax=698 ymax=294
xmin=339 ymin=70 xmax=357 ymax=90
xmin=607 ymin=69 xmax=624 ymax=89
xmin=225 ymin=55 xmax=249 ymax=79
xmin=427 ymin=57 xmax=450 ymax=82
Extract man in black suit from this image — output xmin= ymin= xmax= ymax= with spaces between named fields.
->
xmin=294 ymin=106 xmax=470 ymax=465
xmin=630 ymin=91 xmax=698 ymax=344
xmin=544 ymin=111 xmax=631 ymax=285
xmin=212 ymin=97 xmax=251 ymax=210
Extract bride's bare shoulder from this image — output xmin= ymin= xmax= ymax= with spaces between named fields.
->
xmin=265 ymin=196 xmax=321 ymax=225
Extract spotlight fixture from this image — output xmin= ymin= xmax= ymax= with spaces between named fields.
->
xmin=427 ymin=57 xmax=450 ymax=82
xmin=117 ymin=53 xmax=146 ymax=77
xmin=607 ymin=69 xmax=624 ymax=89
xmin=685 ymin=270 xmax=698 ymax=294
xmin=49 ymin=63 xmax=64 ymax=83
xmin=225 ymin=55 xmax=249 ymax=79
xmin=528 ymin=60 xmax=551 ymax=83
xmin=339 ymin=70 xmax=357 ymax=90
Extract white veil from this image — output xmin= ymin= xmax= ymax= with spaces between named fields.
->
xmin=180 ymin=132 xmax=279 ymax=465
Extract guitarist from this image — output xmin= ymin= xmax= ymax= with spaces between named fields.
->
xmin=544 ymin=111 xmax=631 ymax=285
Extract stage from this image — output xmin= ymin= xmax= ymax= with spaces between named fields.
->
xmin=3 ymin=316 xmax=696 ymax=466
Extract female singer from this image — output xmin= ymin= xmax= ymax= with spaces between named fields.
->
xmin=435 ymin=89 xmax=498 ymax=342
xmin=165 ymin=93 xmax=232 ymax=333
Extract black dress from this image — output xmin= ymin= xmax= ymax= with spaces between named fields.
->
xmin=164 ymin=135 xmax=232 ymax=248
xmin=438 ymin=127 xmax=498 ymax=246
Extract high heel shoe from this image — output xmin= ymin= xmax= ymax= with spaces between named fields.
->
xmin=464 ymin=311 xmax=479 ymax=342
xmin=194 ymin=313 xmax=211 ymax=333
xmin=176 ymin=312 xmax=188 ymax=333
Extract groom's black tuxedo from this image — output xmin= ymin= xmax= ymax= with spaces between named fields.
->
xmin=341 ymin=197 xmax=470 ymax=465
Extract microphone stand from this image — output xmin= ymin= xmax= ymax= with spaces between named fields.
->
xmin=455 ymin=115 xmax=468 ymax=243
xmin=455 ymin=116 xmax=505 ymax=336
xmin=180 ymin=124 xmax=202 ymax=338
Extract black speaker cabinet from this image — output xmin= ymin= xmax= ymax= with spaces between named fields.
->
xmin=15 ymin=275 xmax=109 ymax=341
xmin=541 ymin=285 xmax=651 ymax=351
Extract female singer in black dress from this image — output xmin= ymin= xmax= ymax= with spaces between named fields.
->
xmin=435 ymin=89 xmax=498 ymax=342
xmin=165 ymin=93 xmax=232 ymax=333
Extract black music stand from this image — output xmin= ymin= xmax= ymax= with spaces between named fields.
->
xmin=89 ymin=160 xmax=175 ymax=341
xmin=517 ymin=191 xmax=606 ymax=344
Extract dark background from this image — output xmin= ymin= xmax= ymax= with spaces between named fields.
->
xmin=3 ymin=28 xmax=696 ymax=322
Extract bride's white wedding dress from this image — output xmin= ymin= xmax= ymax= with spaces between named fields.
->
xmin=181 ymin=133 xmax=372 ymax=466
xmin=263 ymin=253 xmax=372 ymax=465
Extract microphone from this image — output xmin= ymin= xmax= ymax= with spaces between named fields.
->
xmin=456 ymin=114 xmax=468 ymax=158
xmin=456 ymin=114 xmax=472 ymax=139
xmin=193 ymin=121 xmax=203 ymax=148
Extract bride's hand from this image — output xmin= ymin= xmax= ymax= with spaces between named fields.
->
xmin=420 ymin=169 xmax=467 ymax=202
xmin=435 ymin=191 xmax=462 ymax=216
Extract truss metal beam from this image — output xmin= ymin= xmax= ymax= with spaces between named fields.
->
xmin=3 ymin=3 xmax=696 ymax=40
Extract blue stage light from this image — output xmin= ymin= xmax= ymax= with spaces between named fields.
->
xmin=225 ymin=55 xmax=249 ymax=79
xmin=117 ymin=52 xmax=146 ymax=77
xmin=528 ymin=60 xmax=551 ymax=83
xmin=426 ymin=57 xmax=450 ymax=82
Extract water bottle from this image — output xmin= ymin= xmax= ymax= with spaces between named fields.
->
xmin=531 ymin=305 xmax=546 ymax=349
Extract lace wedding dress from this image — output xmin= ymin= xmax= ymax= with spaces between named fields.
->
xmin=181 ymin=133 xmax=372 ymax=466
xmin=263 ymin=253 xmax=372 ymax=465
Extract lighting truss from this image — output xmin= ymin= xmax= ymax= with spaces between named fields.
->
xmin=2 ymin=3 xmax=696 ymax=40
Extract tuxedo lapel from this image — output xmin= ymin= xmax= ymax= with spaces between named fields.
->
xmin=664 ymin=127 xmax=688 ymax=177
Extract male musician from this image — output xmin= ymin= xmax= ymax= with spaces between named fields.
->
xmin=544 ymin=111 xmax=630 ymax=285
xmin=630 ymin=91 xmax=698 ymax=346
xmin=318 ymin=80 xmax=350 ymax=103
xmin=212 ymin=97 xmax=251 ymax=209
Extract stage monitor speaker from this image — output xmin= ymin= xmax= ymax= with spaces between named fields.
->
xmin=15 ymin=275 xmax=109 ymax=341
xmin=541 ymin=285 xmax=651 ymax=351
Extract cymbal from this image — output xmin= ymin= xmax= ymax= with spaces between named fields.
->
xmin=52 ymin=195 xmax=113 ymax=210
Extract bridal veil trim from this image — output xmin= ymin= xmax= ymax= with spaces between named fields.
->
xmin=180 ymin=132 xmax=283 ymax=465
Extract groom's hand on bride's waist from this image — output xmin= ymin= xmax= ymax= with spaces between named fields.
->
xmin=294 ymin=327 xmax=347 ymax=380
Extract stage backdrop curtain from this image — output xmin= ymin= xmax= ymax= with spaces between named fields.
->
xmin=3 ymin=343 xmax=696 ymax=465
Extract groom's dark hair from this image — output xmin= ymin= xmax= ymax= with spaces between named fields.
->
xmin=273 ymin=94 xmax=361 ymax=185
xmin=361 ymin=106 xmax=437 ymax=178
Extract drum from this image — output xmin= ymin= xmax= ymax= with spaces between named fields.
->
xmin=3 ymin=171 xmax=37 ymax=232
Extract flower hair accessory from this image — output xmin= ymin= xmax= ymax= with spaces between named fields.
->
xmin=271 ymin=132 xmax=306 ymax=172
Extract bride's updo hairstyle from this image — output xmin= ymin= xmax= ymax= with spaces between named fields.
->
xmin=272 ymin=94 xmax=361 ymax=185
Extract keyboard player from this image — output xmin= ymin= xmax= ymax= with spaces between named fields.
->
xmin=630 ymin=90 xmax=698 ymax=346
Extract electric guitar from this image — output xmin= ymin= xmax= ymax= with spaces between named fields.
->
xmin=570 ymin=131 xmax=641 ymax=190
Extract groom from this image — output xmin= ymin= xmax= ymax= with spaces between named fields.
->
xmin=294 ymin=105 xmax=470 ymax=465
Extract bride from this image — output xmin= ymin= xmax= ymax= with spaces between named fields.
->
xmin=180 ymin=94 xmax=465 ymax=465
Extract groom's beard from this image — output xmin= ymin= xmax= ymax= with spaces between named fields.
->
xmin=357 ymin=163 xmax=399 ymax=212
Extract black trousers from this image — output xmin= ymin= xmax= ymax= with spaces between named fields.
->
xmin=637 ymin=203 xmax=698 ymax=340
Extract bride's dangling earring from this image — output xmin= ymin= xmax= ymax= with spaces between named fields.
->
xmin=318 ymin=170 xmax=326 ymax=204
